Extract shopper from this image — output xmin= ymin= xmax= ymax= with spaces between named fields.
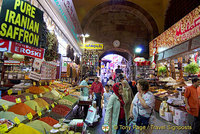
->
xmin=184 ymin=78 xmax=200 ymax=134
xmin=115 ymin=65 xmax=122 ymax=82
xmin=128 ymin=80 xmax=138 ymax=96
xmin=104 ymin=83 xmax=127 ymax=134
xmin=109 ymin=85 xmax=114 ymax=93
xmin=102 ymin=85 xmax=112 ymax=110
xmin=130 ymin=79 xmax=155 ymax=134
xmin=107 ymin=77 xmax=115 ymax=86
xmin=119 ymin=74 xmax=134 ymax=119
xmin=90 ymin=77 xmax=104 ymax=117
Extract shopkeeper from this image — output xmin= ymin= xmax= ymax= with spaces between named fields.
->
xmin=79 ymin=76 xmax=90 ymax=96
xmin=184 ymin=78 xmax=200 ymax=134
xmin=78 ymin=76 xmax=90 ymax=118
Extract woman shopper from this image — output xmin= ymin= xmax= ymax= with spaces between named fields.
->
xmin=129 ymin=79 xmax=155 ymax=134
xmin=104 ymin=83 xmax=127 ymax=134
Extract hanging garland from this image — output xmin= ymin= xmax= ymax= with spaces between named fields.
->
xmin=44 ymin=31 xmax=59 ymax=61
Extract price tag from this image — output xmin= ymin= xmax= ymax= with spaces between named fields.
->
xmin=16 ymin=98 xmax=22 ymax=103
xmin=37 ymin=111 xmax=42 ymax=117
xmin=27 ymin=112 xmax=33 ymax=120
xmin=54 ymin=102 xmax=57 ymax=105
xmin=26 ymin=89 xmax=29 ymax=93
xmin=59 ymin=95 xmax=63 ymax=99
xmin=62 ymin=93 xmax=65 ymax=97
xmin=0 ymin=124 xmax=8 ymax=133
xmin=14 ymin=117 xmax=20 ymax=125
xmin=46 ymin=106 xmax=49 ymax=110
xmin=2 ymin=104 xmax=8 ymax=111
xmin=18 ymin=90 xmax=21 ymax=95
xmin=33 ymin=82 xmax=36 ymax=86
xmin=39 ymin=82 xmax=41 ymax=86
xmin=33 ymin=95 xmax=38 ymax=99
xmin=39 ymin=93 xmax=43 ymax=97
xmin=49 ymin=82 xmax=52 ymax=86
xmin=26 ymin=96 xmax=30 ymax=101
xmin=7 ymin=89 xmax=12 ymax=95
xmin=51 ymin=104 xmax=55 ymax=108
xmin=45 ymin=82 xmax=47 ymax=85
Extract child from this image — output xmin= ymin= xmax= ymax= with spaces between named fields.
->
xmin=102 ymin=85 xmax=112 ymax=110
xmin=109 ymin=85 xmax=114 ymax=93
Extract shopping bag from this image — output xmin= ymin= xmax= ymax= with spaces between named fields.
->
xmin=127 ymin=117 xmax=135 ymax=134
xmin=85 ymin=106 xmax=97 ymax=124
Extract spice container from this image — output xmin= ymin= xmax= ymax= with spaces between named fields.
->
xmin=12 ymin=71 xmax=17 ymax=79
xmin=17 ymin=71 xmax=22 ymax=79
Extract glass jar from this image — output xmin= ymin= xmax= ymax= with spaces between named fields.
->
xmin=17 ymin=71 xmax=22 ymax=79
xmin=13 ymin=71 xmax=17 ymax=79
xmin=4 ymin=71 xmax=8 ymax=79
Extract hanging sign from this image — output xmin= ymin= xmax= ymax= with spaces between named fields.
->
xmin=0 ymin=0 xmax=44 ymax=48
xmin=149 ymin=5 xmax=200 ymax=56
xmin=0 ymin=39 xmax=45 ymax=59
xmin=80 ymin=43 xmax=103 ymax=50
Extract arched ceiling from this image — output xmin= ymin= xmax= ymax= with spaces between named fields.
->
xmin=73 ymin=0 xmax=169 ymax=33
xmin=73 ymin=0 xmax=170 ymax=59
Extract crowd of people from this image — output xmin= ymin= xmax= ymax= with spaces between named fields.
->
xmin=79 ymin=66 xmax=200 ymax=134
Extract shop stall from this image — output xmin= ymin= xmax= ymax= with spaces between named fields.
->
xmin=149 ymin=5 xmax=200 ymax=126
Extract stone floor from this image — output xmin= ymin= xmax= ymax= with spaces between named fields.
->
xmin=86 ymin=109 xmax=191 ymax=134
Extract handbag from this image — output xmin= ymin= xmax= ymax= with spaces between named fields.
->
xmin=136 ymin=102 xmax=153 ymax=127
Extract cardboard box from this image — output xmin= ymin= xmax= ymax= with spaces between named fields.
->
xmin=160 ymin=112 xmax=173 ymax=122
xmin=173 ymin=116 xmax=189 ymax=126
xmin=174 ymin=109 xmax=188 ymax=120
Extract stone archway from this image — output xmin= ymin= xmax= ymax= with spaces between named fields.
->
xmin=81 ymin=1 xmax=159 ymax=59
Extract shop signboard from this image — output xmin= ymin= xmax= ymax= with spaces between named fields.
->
xmin=0 ymin=0 xmax=44 ymax=48
xmin=81 ymin=43 xmax=104 ymax=50
xmin=50 ymin=0 xmax=82 ymax=43
xmin=0 ymin=38 xmax=45 ymax=59
xmin=149 ymin=5 xmax=200 ymax=56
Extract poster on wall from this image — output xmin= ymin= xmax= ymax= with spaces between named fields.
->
xmin=0 ymin=0 xmax=44 ymax=48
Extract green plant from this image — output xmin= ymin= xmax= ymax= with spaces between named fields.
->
xmin=184 ymin=62 xmax=199 ymax=74
xmin=158 ymin=66 xmax=167 ymax=76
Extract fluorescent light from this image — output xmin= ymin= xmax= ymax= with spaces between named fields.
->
xmin=135 ymin=47 xmax=142 ymax=53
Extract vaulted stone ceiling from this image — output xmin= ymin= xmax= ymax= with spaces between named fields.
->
xmin=73 ymin=0 xmax=170 ymax=58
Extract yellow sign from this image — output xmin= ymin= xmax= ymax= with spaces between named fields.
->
xmin=26 ymin=96 xmax=30 ymax=101
xmin=8 ymin=89 xmax=12 ymax=95
xmin=39 ymin=93 xmax=43 ymax=97
xmin=46 ymin=106 xmax=49 ymax=110
xmin=33 ymin=82 xmax=36 ymax=86
xmin=54 ymin=102 xmax=57 ymax=105
xmin=27 ymin=112 xmax=33 ymax=120
xmin=18 ymin=90 xmax=21 ymax=95
xmin=59 ymin=94 xmax=63 ymax=99
xmin=37 ymin=111 xmax=42 ymax=117
xmin=51 ymin=104 xmax=55 ymax=108
xmin=81 ymin=43 xmax=103 ymax=50
xmin=49 ymin=82 xmax=52 ymax=86
xmin=0 ymin=0 xmax=44 ymax=48
xmin=14 ymin=117 xmax=20 ymax=125
xmin=45 ymin=82 xmax=47 ymax=85
xmin=0 ymin=124 xmax=8 ymax=133
xmin=26 ymin=89 xmax=29 ymax=93
xmin=33 ymin=95 xmax=38 ymax=99
xmin=2 ymin=104 xmax=8 ymax=111
xmin=16 ymin=98 xmax=22 ymax=103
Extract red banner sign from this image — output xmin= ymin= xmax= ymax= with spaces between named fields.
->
xmin=0 ymin=39 xmax=45 ymax=59
xmin=149 ymin=6 xmax=200 ymax=56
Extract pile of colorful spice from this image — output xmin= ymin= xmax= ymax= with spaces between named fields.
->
xmin=2 ymin=95 xmax=17 ymax=103
xmin=0 ymin=111 xmax=26 ymax=122
xmin=29 ymin=86 xmax=45 ymax=94
xmin=34 ymin=98 xmax=49 ymax=109
xmin=7 ymin=123 xmax=40 ymax=134
xmin=52 ymin=105 xmax=71 ymax=117
xmin=41 ymin=97 xmax=54 ymax=104
xmin=26 ymin=120 xmax=52 ymax=133
xmin=39 ymin=117 xmax=59 ymax=126
xmin=0 ymin=99 xmax=16 ymax=107
xmin=8 ymin=103 xmax=36 ymax=116
xmin=24 ymin=100 xmax=42 ymax=112
xmin=43 ymin=92 xmax=59 ymax=101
